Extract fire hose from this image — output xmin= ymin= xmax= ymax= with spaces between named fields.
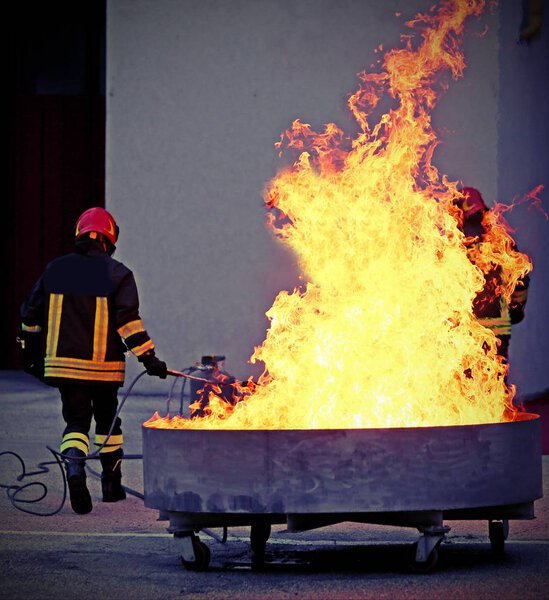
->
xmin=0 ymin=368 xmax=241 ymax=523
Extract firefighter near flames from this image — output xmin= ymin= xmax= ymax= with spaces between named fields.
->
xmin=14 ymin=0 xmax=540 ymax=518
xmin=455 ymin=187 xmax=530 ymax=365
xmin=19 ymin=207 xmax=168 ymax=515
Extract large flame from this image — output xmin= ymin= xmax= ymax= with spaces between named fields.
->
xmin=147 ymin=0 xmax=533 ymax=430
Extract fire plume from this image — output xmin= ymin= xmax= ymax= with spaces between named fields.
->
xmin=147 ymin=0 xmax=533 ymax=431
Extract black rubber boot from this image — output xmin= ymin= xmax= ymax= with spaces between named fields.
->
xmin=63 ymin=448 xmax=93 ymax=514
xmin=100 ymin=449 xmax=126 ymax=502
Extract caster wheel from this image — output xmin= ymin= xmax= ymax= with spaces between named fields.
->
xmin=180 ymin=537 xmax=211 ymax=571
xmin=489 ymin=520 xmax=508 ymax=556
xmin=409 ymin=544 xmax=439 ymax=574
xmin=250 ymin=523 xmax=271 ymax=556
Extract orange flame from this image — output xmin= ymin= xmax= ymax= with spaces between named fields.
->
xmin=147 ymin=0 xmax=533 ymax=431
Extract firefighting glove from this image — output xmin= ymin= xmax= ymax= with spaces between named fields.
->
xmin=509 ymin=304 xmax=525 ymax=325
xmin=19 ymin=332 xmax=44 ymax=381
xmin=139 ymin=350 xmax=168 ymax=379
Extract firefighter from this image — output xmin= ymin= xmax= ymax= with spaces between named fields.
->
xmin=457 ymin=187 xmax=529 ymax=362
xmin=19 ymin=207 xmax=168 ymax=514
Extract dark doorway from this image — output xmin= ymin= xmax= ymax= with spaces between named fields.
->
xmin=4 ymin=0 xmax=106 ymax=369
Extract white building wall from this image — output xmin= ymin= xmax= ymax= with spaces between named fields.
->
xmin=107 ymin=1 xmax=503 ymax=392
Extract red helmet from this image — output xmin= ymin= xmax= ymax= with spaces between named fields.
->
xmin=75 ymin=207 xmax=119 ymax=246
xmin=459 ymin=187 xmax=488 ymax=218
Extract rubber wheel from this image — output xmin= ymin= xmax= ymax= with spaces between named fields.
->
xmin=180 ymin=538 xmax=211 ymax=571
xmin=250 ymin=523 xmax=271 ymax=556
xmin=489 ymin=521 xmax=506 ymax=556
xmin=409 ymin=544 xmax=439 ymax=574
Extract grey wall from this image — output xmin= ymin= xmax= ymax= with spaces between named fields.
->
xmin=107 ymin=1 xmax=545 ymax=397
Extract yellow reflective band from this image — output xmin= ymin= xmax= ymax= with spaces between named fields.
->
xmin=22 ymin=324 xmax=42 ymax=333
xmin=480 ymin=317 xmax=508 ymax=325
xmin=45 ymin=357 xmax=125 ymax=371
xmin=60 ymin=432 xmax=89 ymax=454
xmin=98 ymin=445 xmax=122 ymax=454
xmin=45 ymin=367 xmax=125 ymax=383
xmin=46 ymin=294 xmax=63 ymax=358
xmin=94 ymin=434 xmax=123 ymax=445
xmin=132 ymin=339 xmax=155 ymax=357
xmin=63 ymin=432 xmax=89 ymax=443
xmin=93 ymin=297 xmax=109 ymax=362
xmin=94 ymin=434 xmax=123 ymax=453
xmin=491 ymin=326 xmax=512 ymax=335
xmin=117 ymin=319 xmax=145 ymax=339
xmin=60 ymin=439 xmax=89 ymax=454
xmin=479 ymin=316 xmax=512 ymax=335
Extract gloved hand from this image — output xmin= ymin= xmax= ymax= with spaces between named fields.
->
xmin=509 ymin=304 xmax=525 ymax=325
xmin=19 ymin=332 xmax=44 ymax=381
xmin=139 ymin=351 xmax=167 ymax=379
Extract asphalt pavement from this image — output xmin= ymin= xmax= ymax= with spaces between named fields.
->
xmin=0 ymin=371 xmax=548 ymax=600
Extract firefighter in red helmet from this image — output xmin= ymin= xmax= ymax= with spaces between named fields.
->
xmin=20 ymin=207 xmax=167 ymax=514
xmin=456 ymin=187 xmax=529 ymax=362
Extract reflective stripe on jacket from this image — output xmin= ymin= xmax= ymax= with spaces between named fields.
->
xmin=478 ymin=304 xmax=512 ymax=336
xmin=20 ymin=240 xmax=155 ymax=386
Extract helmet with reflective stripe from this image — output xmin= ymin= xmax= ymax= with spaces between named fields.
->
xmin=75 ymin=207 xmax=119 ymax=246
xmin=459 ymin=187 xmax=488 ymax=218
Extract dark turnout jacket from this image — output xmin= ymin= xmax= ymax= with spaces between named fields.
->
xmin=462 ymin=213 xmax=529 ymax=339
xmin=20 ymin=240 xmax=155 ymax=386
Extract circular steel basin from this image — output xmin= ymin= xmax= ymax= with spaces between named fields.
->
xmin=143 ymin=414 xmax=542 ymax=516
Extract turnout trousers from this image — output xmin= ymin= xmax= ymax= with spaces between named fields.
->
xmin=59 ymin=385 xmax=123 ymax=456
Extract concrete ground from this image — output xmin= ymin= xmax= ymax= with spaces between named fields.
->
xmin=0 ymin=371 xmax=547 ymax=599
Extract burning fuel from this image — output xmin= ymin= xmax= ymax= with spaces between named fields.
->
xmin=146 ymin=0 xmax=533 ymax=431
